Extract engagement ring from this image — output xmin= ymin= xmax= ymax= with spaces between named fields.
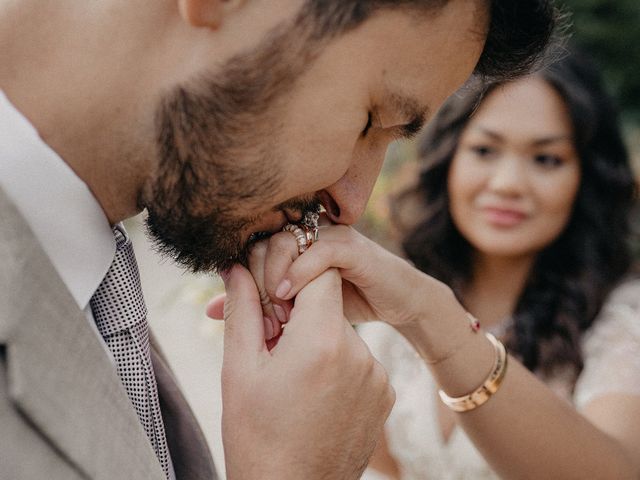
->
xmin=283 ymin=211 xmax=320 ymax=254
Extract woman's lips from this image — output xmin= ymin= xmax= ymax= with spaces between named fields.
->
xmin=482 ymin=206 xmax=528 ymax=227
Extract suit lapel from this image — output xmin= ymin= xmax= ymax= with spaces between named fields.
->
xmin=153 ymin=345 xmax=218 ymax=480
xmin=0 ymin=188 xmax=165 ymax=479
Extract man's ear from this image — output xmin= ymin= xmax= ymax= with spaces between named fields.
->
xmin=178 ymin=0 xmax=245 ymax=29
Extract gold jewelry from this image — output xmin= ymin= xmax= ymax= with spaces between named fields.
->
xmin=283 ymin=223 xmax=317 ymax=254
xmin=301 ymin=211 xmax=320 ymax=230
xmin=301 ymin=211 xmax=319 ymax=244
xmin=304 ymin=225 xmax=318 ymax=244
xmin=438 ymin=332 xmax=507 ymax=413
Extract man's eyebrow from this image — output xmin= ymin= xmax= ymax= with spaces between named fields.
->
xmin=383 ymin=91 xmax=429 ymax=139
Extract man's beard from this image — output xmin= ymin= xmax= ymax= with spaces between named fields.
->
xmin=143 ymin=77 xmax=323 ymax=273
xmin=140 ymin=28 xmax=323 ymax=273
xmin=144 ymin=168 xmax=321 ymax=274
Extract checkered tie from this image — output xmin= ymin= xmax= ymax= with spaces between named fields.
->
xmin=90 ymin=226 xmax=173 ymax=479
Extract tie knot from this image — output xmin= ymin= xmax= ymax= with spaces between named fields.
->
xmin=90 ymin=226 xmax=147 ymax=337
xmin=113 ymin=225 xmax=128 ymax=249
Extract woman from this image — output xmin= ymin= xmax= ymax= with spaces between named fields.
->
xmin=210 ymin=51 xmax=640 ymax=479
xmin=359 ymin=50 xmax=640 ymax=479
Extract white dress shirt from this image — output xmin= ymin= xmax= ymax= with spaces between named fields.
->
xmin=0 ymin=90 xmax=177 ymax=479
xmin=0 ymin=90 xmax=115 ymax=352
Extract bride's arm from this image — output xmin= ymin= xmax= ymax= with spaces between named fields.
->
xmin=247 ymin=225 xmax=640 ymax=480
xmin=394 ymin=275 xmax=640 ymax=479
xmin=400 ymin=302 xmax=640 ymax=479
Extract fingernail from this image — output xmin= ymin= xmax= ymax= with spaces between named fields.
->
xmin=263 ymin=316 xmax=274 ymax=340
xmin=275 ymin=279 xmax=292 ymax=299
xmin=273 ymin=304 xmax=287 ymax=324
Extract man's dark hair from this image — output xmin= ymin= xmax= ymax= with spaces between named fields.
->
xmin=303 ymin=0 xmax=564 ymax=82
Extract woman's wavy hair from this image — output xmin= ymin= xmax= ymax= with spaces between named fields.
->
xmin=392 ymin=49 xmax=637 ymax=376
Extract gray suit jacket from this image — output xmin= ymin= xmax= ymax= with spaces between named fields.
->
xmin=0 ymin=188 xmax=217 ymax=479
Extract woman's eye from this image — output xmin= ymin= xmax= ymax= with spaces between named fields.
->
xmin=362 ymin=112 xmax=373 ymax=137
xmin=470 ymin=145 xmax=495 ymax=158
xmin=534 ymin=154 xmax=563 ymax=168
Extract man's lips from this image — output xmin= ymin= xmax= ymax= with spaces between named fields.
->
xmin=247 ymin=197 xmax=329 ymax=242
xmin=246 ymin=212 xmax=288 ymax=243
xmin=246 ymin=211 xmax=310 ymax=244
xmin=316 ymin=191 xmax=339 ymax=222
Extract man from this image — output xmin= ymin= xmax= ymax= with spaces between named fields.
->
xmin=0 ymin=1 xmax=557 ymax=479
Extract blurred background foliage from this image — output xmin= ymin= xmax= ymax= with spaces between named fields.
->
xmin=358 ymin=0 xmax=640 ymax=248
xmin=562 ymin=0 xmax=640 ymax=124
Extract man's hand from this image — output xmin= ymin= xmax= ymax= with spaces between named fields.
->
xmin=238 ymin=224 xmax=448 ymax=329
xmin=219 ymin=264 xmax=395 ymax=480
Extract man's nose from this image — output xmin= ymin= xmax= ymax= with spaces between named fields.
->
xmin=322 ymin=150 xmax=386 ymax=225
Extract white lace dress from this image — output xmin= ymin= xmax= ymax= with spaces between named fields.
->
xmin=359 ymin=279 xmax=640 ymax=480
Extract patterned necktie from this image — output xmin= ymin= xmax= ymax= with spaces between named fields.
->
xmin=90 ymin=226 xmax=173 ymax=479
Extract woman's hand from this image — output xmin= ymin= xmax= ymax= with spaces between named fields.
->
xmin=231 ymin=222 xmax=452 ymax=330
xmin=207 ymin=221 xmax=463 ymax=360
xmin=209 ymin=224 xmax=640 ymax=480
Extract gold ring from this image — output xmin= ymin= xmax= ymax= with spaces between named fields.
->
xmin=305 ymin=225 xmax=319 ymax=243
xmin=283 ymin=223 xmax=318 ymax=254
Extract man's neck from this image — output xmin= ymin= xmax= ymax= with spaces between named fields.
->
xmin=0 ymin=1 xmax=158 ymax=224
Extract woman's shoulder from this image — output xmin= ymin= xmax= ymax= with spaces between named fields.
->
xmin=574 ymin=276 xmax=640 ymax=407
xmin=584 ymin=276 xmax=640 ymax=347
xmin=601 ymin=276 xmax=640 ymax=312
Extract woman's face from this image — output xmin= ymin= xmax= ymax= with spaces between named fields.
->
xmin=447 ymin=77 xmax=581 ymax=260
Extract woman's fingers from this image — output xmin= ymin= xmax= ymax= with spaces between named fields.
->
xmin=250 ymin=222 xmax=378 ymax=329
xmin=262 ymin=231 xmax=300 ymax=321
xmin=220 ymin=265 xmax=269 ymax=359
xmin=273 ymin=225 xmax=366 ymax=301
xmin=248 ymin=241 xmax=283 ymax=340
xmin=222 ymin=221 xmax=417 ymax=332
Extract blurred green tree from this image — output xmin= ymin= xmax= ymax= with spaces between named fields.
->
xmin=561 ymin=0 xmax=640 ymax=123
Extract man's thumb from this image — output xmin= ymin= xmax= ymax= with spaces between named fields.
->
xmin=289 ymin=268 xmax=344 ymax=333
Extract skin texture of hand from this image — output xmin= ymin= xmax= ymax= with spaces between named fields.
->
xmin=218 ymin=264 xmax=395 ymax=480
xmin=241 ymin=224 xmax=453 ymax=329
xmin=225 ymin=227 xmax=640 ymax=480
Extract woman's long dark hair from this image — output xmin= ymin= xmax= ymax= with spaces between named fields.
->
xmin=393 ymin=49 xmax=637 ymax=377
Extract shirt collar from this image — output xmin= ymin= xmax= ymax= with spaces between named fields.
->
xmin=0 ymin=91 xmax=115 ymax=310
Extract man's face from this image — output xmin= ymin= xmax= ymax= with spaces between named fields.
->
xmin=142 ymin=2 xmax=488 ymax=272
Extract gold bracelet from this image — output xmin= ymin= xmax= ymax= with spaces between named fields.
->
xmin=438 ymin=332 xmax=508 ymax=413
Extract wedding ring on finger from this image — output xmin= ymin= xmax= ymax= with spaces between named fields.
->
xmin=283 ymin=223 xmax=318 ymax=254
xmin=282 ymin=224 xmax=308 ymax=254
